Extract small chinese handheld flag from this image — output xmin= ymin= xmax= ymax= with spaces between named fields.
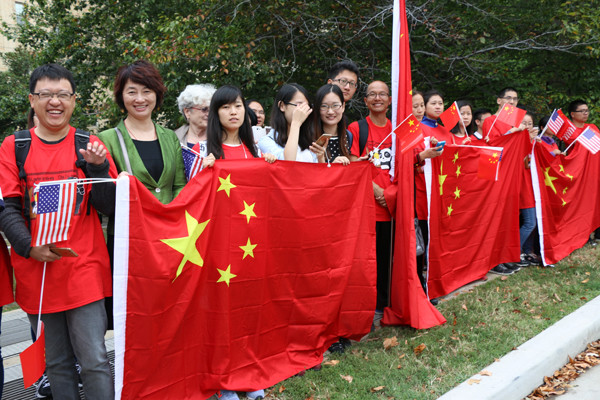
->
xmin=477 ymin=148 xmax=503 ymax=181
xmin=20 ymin=323 xmax=46 ymax=388
xmin=496 ymin=104 xmax=527 ymax=127
xmin=440 ymin=101 xmax=461 ymax=129
xmin=397 ymin=115 xmax=424 ymax=154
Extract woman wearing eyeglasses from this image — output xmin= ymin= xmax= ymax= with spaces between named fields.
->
xmin=312 ymin=84 xmax=351 ymax=165
xmin=175 ymin=84 xmax=217 ymax=153
xmin=257 ymin=83 xmax=326 ymax=162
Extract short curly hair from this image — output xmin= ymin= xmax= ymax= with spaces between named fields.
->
xmin=114 ymin=60 xmax=166 ymax=111
xmin=177 ymin=83 xmax=217 ymax=120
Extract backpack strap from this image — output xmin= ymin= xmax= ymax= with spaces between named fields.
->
xmin=14 ymin=130 xmax=32 ymax=222
xmin=74 ymin=129 xmax=91 ymax=175
xmin=358 ymin=119 xmax=370 ymax=156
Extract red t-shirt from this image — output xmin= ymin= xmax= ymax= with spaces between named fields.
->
xmin=0 ymin=127 xmax=116 ymax=313
xmin=0 ymin=239 xmax=13 ymax=307
xmin=348 ymin=117 xmax=393 ymax=221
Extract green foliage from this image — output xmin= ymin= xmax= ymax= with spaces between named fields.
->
xmin=0 ymin=0 xmax=598 ymax=139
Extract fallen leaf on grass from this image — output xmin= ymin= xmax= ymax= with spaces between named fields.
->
xmin=340 ymin=374 xmax=353 ymax=383
xmin=479 ymin=370 xmax=492 ymax=376
xmin=371 ymin=386 xmax=385 ymax=392
xmin=414 ymin=343 xmax=427 ymax=355
xmin=450 ymin=336 xmax=459 ymax=341
xmin=467 ymin=379 xmax=481 ymax=385
xmin=397 ymin=364 xmax=402 ymax=369
xmin=323 ymin=360 xmax=339 ymax=367
xmin=581 ymin=297 xmax=588 ymax=300
xmin=500 ymin=276 xmax=509 ymax=281
xmin=305 ymin=397 xmax=314 ymax=400
xmin=554 ymin=293 xmax=562 ymax=302
xmin=462 ymin=304 xmax=468 ymax=311
xmin=279 ymin=385 xmax=286 ymax=393
xmin=399 ymin=354 xmax=406 ymax=359
xmin=581 ymin=279 xmax=589 ymax=283
xmin=383 ymin=336 xmax=399 ymax=350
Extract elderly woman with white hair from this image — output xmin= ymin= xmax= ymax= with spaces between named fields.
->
xmin=175 ymin=83 xmax=217 ymax=154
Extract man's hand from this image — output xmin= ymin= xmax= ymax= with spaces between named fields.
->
xmin=30 ymin=245 xmax=61 ymax=262
xmin=79 ymin=141 xmax=107 ymax=166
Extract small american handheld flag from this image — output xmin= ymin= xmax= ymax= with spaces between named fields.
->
xmin=576 ymin=127 xmax=600 ymax=155
xmin=181 ymin=146 xmax=202 ymax=181
xmin=32 ymin=181 xmax=76 ymax=246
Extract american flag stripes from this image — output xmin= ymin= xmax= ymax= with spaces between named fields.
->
xmin=576 ymin=127 xmax=600 ymax=154
xmin=181 ymin=146 xmax=202 ymax=181
xmin=546 ymin=110 xmax=564 ymax=135
xmin=32 ymin=181 xmax=76 ymax=246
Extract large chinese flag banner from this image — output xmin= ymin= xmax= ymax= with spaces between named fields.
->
xmin=425 ymin=132 xmax=530 ymax=299
xmin=531 ymin=143 xmax=600 ymax=265
xmin=113 ymin=160 xmax=376 ymax=400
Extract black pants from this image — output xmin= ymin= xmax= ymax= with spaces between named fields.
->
xmin=375 ymin=220 xmax=394 ymax=310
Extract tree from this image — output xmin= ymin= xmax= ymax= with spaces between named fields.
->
xmin=1 ymin=0 xmax=598 ymax=140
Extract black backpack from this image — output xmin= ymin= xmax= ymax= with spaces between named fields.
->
xmin=14 ymin=129 xmax=91 ymax=221
xmin=348 ymin=119 xmax=370 ymax=156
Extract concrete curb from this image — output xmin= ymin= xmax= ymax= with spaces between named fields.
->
xmin=438 ymin=294 xmax=600 ymax=400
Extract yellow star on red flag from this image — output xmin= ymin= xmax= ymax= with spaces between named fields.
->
xmin=240 ymin=201 xmax=256 ymax=223
xmin=543 ymin=167 xmax=558 ymax=194
xmin=161 ymin=211 xmax=210 ymax=280
xmin=218 ymin=174 xmax=236 ymax=197
xmin=447 ymin=204 xmax=453 ymax=216
xmin=454 ymin=187 xmax=461 ymax=199
xmin=439 ymin=160 xmax=447 ymax=195
xmin=217 ymin=265 xmax=236 ymax=287
xmin=240 ymin=238 xmax=257 ymax=259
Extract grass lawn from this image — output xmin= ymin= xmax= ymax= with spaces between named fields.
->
xmin=266 ymin=245 xmax=600 ymax=400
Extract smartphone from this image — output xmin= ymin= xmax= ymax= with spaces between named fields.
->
xmin=315 ymin=134 xmax=334 ymax=147
xmin=436 ymin=141 xmax=446 ymax=151
xmin=50 ymin=247 xmax=79 ymax=257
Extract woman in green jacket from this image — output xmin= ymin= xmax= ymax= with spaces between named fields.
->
xmin=98 ymin=60 xmax=186 ymax=204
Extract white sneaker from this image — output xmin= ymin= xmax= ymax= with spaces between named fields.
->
xmin=247 ymin=389 xmax=265 ymax=399
xmin=218 ymin=390 xmax=240 ymax=400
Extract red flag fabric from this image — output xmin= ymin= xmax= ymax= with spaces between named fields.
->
xmin=440 ymin=101 xmax=461 ymax=130
xmin=530 ymin=142 xmax=600 ymax=265
xmin=0 ymin=237 xmax=13 ymax=306
xmin=552 ymin=110 xmax=579 ymax=144
xmin=496 ymin=104 xmax=527 ymax=128
xmin=425 ymin=132 xmax=530 ymax=299
xmin=382 ymin=0 xmax=446 ymax=330
xmin=477 ymin=148 xmax=503 ymax=181
xmin=20 ymin=323 xmax=46 ymax=388
xmin=113 ymin=160 xmax=376 ymax=399
xmin=397 ymin=115 xmax=424 ymax=154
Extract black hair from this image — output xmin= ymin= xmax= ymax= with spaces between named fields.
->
xmin=206 ymin=85 xmax=258 ymax=159
xmin=246 ymin=103 xmax=258 ymax=126
xmin=539 ymin=116 xmax=549 ymax=131
xmin=328 ymin=60 xmax=360 ymax=81
xmin=270 ymin=83 xmax=313 ymax=151
xmin=473 ymin=108 xmax=493 ymax=122
xmin=423 ymin=89 xmax=444 ymax=106
xmin=567 ymin=99 xmax=587 ymax=119
xmin=450 ymin=100 xmax=473 ymax=134
xmin=313 ymin=84 xmax=350 ymax=158
xmin=29 ymin=63 xmax=76 ymax=93
xmin=498 ymin=87 xmax=518 ymax=99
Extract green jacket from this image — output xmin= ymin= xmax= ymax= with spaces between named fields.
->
xmin=98 ymin=120 xmax=186 ymax=204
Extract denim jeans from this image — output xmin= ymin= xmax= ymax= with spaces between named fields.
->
xmin=520 ymin=207 xmax=537 ymax=254
xmin=28 ymin=299 xmax=113 ymax=400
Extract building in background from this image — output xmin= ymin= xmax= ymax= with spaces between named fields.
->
xmin=0 ymin=0 xmax=26 ymax=71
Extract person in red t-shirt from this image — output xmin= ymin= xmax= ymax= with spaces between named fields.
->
xmin=348 ymin=81 xmax=394 ymax=324
xmin=567 ymin=100 xmax=600 ymax=245
xmin=482 ymin=87 xmax=526 ymax=142
xmin=0 ymin=64 xmax=116 ymax=399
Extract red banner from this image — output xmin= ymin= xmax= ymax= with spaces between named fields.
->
xmin=0 ymin=237 xmax=13 ymax=306
xmin=425 ymin=132 xmax=530 ymax=298
xmin=531 ymin=142 xmax=600 ymax=265
xmin=113 ymin=160 xmax=376 ymax=399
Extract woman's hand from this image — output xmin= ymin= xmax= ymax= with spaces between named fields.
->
xmin=292 ymin=103 xmax=313 ymax=125
xmin=333 ymin=156 xmax=350 ymax=165
xmin=29 ymin=245 xmax=61 ymax=262
xmin=373 ymin=183 xmax=387 ymax=207
xmin=79 ymin=141 xmax=107 ymax=165
xmin=310 ymin=140 xmax=327 ymax=163
xmin=263 ymin=153 xmax=277 ymax=164
xmin=202 ymin=153 xmax=216 ymax=169
xmin=420 ymin=145 xmax=443 ymax=160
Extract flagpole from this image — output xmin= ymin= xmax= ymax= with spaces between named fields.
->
xmin=375 ymin=113 xmax=415 ymax=151
xmin=485 ymin=107 xmax=505 ymax=140
xmin=36 ymin=262 xmax=47 ymax=339
xmin=537 ymin=109 xmax=555 ymax=138
xmin=563 ymin=137 xmax=578 ymax=156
